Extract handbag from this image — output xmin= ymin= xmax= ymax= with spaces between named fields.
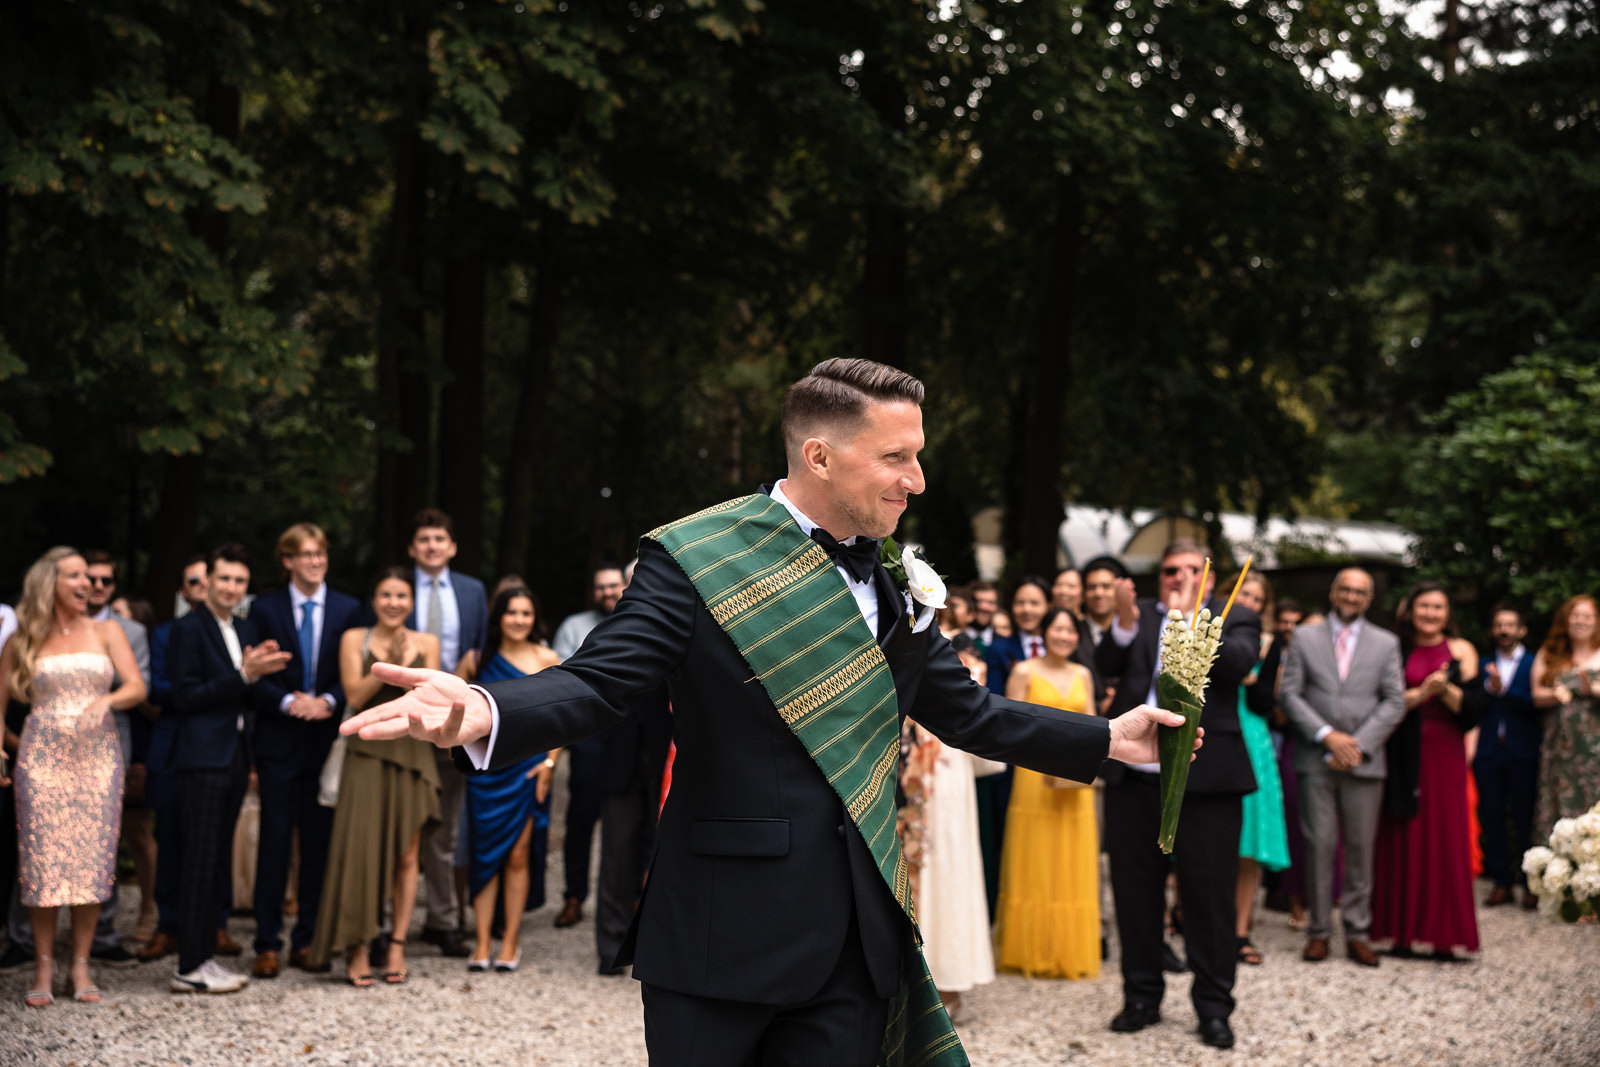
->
xmin=317 ymin=734 xmax=347 ymax=808
xmin=317 ymin=628 xmax=369 ymax=807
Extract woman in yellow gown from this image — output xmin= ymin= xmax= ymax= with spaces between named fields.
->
xmin=995 ymin=606 xmax=1100 ymax=979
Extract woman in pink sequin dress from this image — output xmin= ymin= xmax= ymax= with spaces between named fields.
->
xmin=1 ymin=547 xmax=145 ymax=1007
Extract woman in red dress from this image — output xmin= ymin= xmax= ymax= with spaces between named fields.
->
xmin=1370 ymin=583 xmax=1481 ymax=959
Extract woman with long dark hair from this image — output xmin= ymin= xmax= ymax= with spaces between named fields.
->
xmin=309 ymin=568 xmax=441 ymax=985
xmin=454 ymin=584 xmax=561 ymax=971
xmin=1369 ymin=582 xmax=1480 ymax=959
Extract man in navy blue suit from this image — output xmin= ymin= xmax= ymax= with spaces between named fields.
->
xmin=1471 ymin=603 xmax=1542 ymax=909
xmin=405 ymin=508 xmax=488 ymax=956
xmin=168 ymin=543 xmax=291 ymax=994
xmin=247 ymin=523 xmax=365 ymax=976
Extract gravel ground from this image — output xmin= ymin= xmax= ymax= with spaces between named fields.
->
xmin=3 ymin=767 xmax=1596 ymax=1066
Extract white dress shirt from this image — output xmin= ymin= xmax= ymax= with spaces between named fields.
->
xmin=415 ymin=566 xmax=463 ymax=672
xmin=211 ymin=609 xmax=250 ymax=731
xmin=285 ymin=582 xmax=337 ymax=712
xmin=1109 ymin=603 xmax=1188 ymax=773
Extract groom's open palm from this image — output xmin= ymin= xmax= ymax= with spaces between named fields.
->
xmin=340 ymin=661 xmax=493 ymax=749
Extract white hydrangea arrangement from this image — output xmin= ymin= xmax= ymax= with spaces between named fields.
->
xmin=1523 ymin=801 xmax=1600 ymax=922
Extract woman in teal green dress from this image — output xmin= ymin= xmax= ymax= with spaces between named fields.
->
xmin=1231 ymin=573 xmax=1289 ymax=965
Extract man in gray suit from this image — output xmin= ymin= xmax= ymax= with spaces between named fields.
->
xmin=1279 ymin=567 xmax=1405 ymax=967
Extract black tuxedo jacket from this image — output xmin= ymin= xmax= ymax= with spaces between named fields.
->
xmin=467 ymin=536 xmax=1111 ymax=1006
xmin=1096 ymin=596 xmax=1261 ymax=794
xmin=248 ymin=585 xmax=365 ymax=770
xmin=168 ymin=609 xmax=265 ymax=772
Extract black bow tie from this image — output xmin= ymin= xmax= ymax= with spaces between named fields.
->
xmin=810 ymin=528 xmax=880 ymax=585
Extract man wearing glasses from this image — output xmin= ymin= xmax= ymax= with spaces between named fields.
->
xmin=549 ymin=564 xmax=629 ymax=930
xmin=246 ymin=523 xmax=364 ymax=977
xmin=1279 ymin=568 xmax=1405 ymax=969
xmin=1097 ymin=539 xmax=1262 ymax=1050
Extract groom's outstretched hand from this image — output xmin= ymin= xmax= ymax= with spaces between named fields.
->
xmin=340 ymin=662 xmax=493 ymax=749
xmin=1106 ymin=704 xmax=1204 ymax=766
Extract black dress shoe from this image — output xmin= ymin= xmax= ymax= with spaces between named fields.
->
xmin=91 ymin=944 xmax=139 ymax=965
xmin=598 ymin=958 xmax=626 ymax=976
xmin=1198 ymin=1016 xmax=1235 ymax=1049
xmin=1161 ymin=941 xmax=1188 ymax=973
xmin=1110 ymin=1003 xmax=1161 ymax=1033
xmin=421 ymin=927 xmax=470 ymax=958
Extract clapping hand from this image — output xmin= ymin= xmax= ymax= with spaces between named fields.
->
xmin=242 ymin=640 xmax=293 ymax=683
xmin=1485 ymin=663 xmax=1504 ymax=695
xmin=340 ymin=661 xmax=492 ymax=749
xmin=1112 ymin=577 xmax=1140 ymax=628
xmin=1421 ymin=667 xmax=1451 ymax=698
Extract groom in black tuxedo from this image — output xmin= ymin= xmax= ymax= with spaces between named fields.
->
xmin=345 ymin=359 xmax=1194 ymax=1067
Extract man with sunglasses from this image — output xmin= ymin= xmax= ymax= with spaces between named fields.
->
xmin=1097 ymin=539 xmax=1262 ymax=1050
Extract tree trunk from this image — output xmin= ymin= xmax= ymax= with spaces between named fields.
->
xmin=497 ymin=220 xmax=563 ymax=581
xmin=439 ymin=189 xmax=486 ymax=575
xmin=144 ymin=72 xmax=236 ymax=613
xmin=374 ymin=10 xmax=431 ymax=561
xmin=1016 ymin=173 xmax=1082 ymax=577
xmin=861 ymin=198 xmax=908 ymax=368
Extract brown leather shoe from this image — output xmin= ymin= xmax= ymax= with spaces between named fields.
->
xmin=216 ymin=930 xmax=244 ymax=957
xmin=1484 ymin=887 xmax=1514 ymax=907
xmin=553 ymin=896 xmax=583 ymax=928
xmin=1302 ymin=938 xmax=1330 ymax=962
xmin=1347 ymin=939 xmax=1381 ymax=967
xmin=1521 ymin=891 xmax=1540 ymax=911
xmin=138 ymin=932 xmax=176 ymax=963
xmin=252 ymin=950 xmax=281 ymax=979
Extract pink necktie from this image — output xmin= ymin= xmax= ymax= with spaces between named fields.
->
xmin=1336 ymin=627 xmax=1354 ymax=682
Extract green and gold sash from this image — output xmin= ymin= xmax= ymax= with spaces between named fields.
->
xmin=647 ymin=494 xmax=967 ymax=1067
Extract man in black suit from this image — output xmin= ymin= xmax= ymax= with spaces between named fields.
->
xmin=1470 ymin=603 xmax=1541 ymax=908
xmin=345 ymin=359 xmax=1191 ymax=1067
xmin=167 ymin=544 xmax=291 ymax=994
xmin=247 ymin=522 xmax=365 ymax=977
xmin=1097 ymin=540 xmax=1261 ymax=1050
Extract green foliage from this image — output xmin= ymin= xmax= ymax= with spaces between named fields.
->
xmin=1402 ymin=345 xmax=1600 ymax=617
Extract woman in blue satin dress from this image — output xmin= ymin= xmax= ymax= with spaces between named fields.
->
xmin=454 ymin=585 xmax=562 ymax=971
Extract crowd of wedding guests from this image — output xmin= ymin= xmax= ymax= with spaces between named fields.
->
xmin=895 ymin=546 xmax=1600 ymax=1049
xmin=0 ymin=509 xmax=668 ymax=1005
xmin=3 ymin=519 xmax=1598 ymax=1040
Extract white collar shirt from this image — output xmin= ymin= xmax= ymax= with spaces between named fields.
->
xmin=770 ymin=479 xmax=880 ymax=637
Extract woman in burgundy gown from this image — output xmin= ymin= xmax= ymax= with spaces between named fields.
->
xmin=1370 ymin=583 xmax=1481 ymax=958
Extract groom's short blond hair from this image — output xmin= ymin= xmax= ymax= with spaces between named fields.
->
xmin=781 ymin=358 xmax=924 ymax=462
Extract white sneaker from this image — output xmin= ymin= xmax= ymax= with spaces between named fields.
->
xmin=172 ymin=958 xmax=250 ymax=994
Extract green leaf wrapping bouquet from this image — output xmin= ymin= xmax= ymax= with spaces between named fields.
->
xmin=1155 ymin=606 xmax=1225 ymax=854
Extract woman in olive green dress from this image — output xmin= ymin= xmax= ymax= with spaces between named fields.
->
xmin=308 ymin=568 xmax=441 ymax=985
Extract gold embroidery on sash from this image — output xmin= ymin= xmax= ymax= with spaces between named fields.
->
xmin=776 ymin=649 xmax=883 ymax=726
xmin=708 ymin=547 xmax=831 ymax=628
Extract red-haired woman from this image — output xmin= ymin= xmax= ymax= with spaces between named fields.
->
xmin=1531 ymin=595 xmax=1600 ymax=844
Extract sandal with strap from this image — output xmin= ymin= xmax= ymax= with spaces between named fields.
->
xmin=71 ymin=957 xmax=101 ymax=1002
xmin=1236 ymin=937 xmax=1263 ymax=966
xmin=383 ymin=937 xmax=407 ymax=985
xmin=346 ymin=946 xmax=375 ymax=988
xmin=25 ymin=956 xmax=54 ymax=1008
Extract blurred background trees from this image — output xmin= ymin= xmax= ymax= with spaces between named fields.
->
xmin=2 ymin=0 xmax=1595 ymax=622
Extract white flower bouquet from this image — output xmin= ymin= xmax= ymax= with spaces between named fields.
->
xmin=1523 ymin=801 xmax=1600 ymax=922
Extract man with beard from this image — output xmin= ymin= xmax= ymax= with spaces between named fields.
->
xmin=549 ymin=564 xmax=627 ymax=929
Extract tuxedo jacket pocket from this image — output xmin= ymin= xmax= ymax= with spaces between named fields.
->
xmin=689 ymin=817 xmax=790 ymax=857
